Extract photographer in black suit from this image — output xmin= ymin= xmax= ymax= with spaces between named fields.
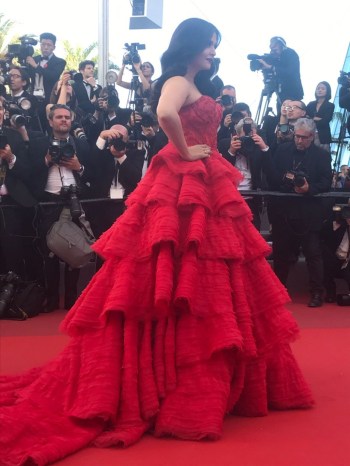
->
xmin=89 ymin=124 xmax=146 ymax=239
xmin=25 ymin=32 xmax=66 ymax=133
xmin=30 ymin=104 xmax=91 ymax=311
xmin=263 ymin=118 xmax=332 ymax=307
xmin=219 ymin=117 xmax=268 ymax=230
xmin=0 ymin=97 xmax=37 ymax=278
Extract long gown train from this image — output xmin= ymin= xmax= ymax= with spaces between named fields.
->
xmin=0 ymin=96 xmax=314 ymax=466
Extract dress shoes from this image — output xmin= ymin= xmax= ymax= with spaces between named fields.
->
xmin=308 ymin=293 xmax=323 ymax=308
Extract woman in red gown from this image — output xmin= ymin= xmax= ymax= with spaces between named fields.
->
xmin=0 ymin=18 xmax=314 ymax=465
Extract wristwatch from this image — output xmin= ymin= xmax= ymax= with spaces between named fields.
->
xmin=77 ymin=165 xmax=84 ymax=175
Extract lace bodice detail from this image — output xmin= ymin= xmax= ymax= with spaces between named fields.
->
xmin=179 ymin=95 xmax=222 ymax=148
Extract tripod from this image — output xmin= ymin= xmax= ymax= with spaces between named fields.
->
xmin=255 ymin=82 xmax=276 ymax=128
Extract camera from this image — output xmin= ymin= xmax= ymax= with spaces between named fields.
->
xmin=237 ymin=117 xmax=255 ymax=153
xmin=6 ymin=36 xmax=38 ymax=67
xmin=277 ymin=123 xmax=294 ymax=136
xmin=247 ymin=53 xmax=278 ymax=93
xmin=49 ymin=139 xmax=75 ymax=164
xmin=71 ymin=122 xmax=87 ymax=141
xmin=60 ymin=184 xmax=82 ymax=219
xmin=247 ymin=53 xmax=276 ymax=72
xmin=109 ymin=135 xmax=127 ymax=152
xmin=337 ymin=71 xmax=350 ymax=87
xmin=123 ymin=42 xmax=146 ymax=66
xmin=0 ymin=271 xmax=20 ymax=318
xmin=283 ymin=170 xmax=308 ymax=189
xmin=221 ymin=95 xmax=234 ymax=107
xmin=100 ymin=86 xmax=120 ymax=108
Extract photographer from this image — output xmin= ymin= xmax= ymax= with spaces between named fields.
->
xmin=117 ymin=46 xmax=154 ymax=113
xmin=219 ymin=117 xmax=268 ymax=230
xmin=0 ymin=96 xmax=37 ymax=280
xmin=5 ymin=66 xmax=41 ymax=132
xmin=263 ymin=118 xmax=332 ymax=307
xmin=257 ymin=37 xmax=304 ymax=110
xmin=217 ymin=102 xmax=251 ymax=143
xmin=321 ymin=205 xmax=350 ymax=303
xmin=32 ymin=104 xmax=91 ymax=312
xmin=89 ymin=124 xmax=145 ymax=232
xmin=339 ymin=71 xmax=350 ymax=136
xmin=72 ymin=60 xmax=102 ymax=116
xmin=25 ymin=33 xmax=66 ymax=133
xmin=267 ymin=99 xmax=307 ymax=152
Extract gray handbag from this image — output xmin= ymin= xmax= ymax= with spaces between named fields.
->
xmin=46 ymin=207 xmax=96 ymax=269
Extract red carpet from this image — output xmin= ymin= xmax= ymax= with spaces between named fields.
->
xmin=1 ymin=300 xmax=350 ymax=466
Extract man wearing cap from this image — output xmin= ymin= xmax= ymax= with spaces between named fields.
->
xmin=258 ymin=37 xmax=304 ymax=110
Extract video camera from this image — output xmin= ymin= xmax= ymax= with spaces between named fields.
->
xmin=0 ymin=271 xmax=20 ymax=318
xmin=60 ymin=184 xmax=82 ymax=219
xmin=338 ymin=71 xmax=350 ymax=87
xmin=6 ymin=36 xmax=38 ymax=67
xmin=283 ymin=170 xmax=308 ymax=189
xmin=48 ymin=139 xmax=75 ymax=165
xmin=247 ymin=53 xmax=278 ymax=93
xmin=123 ymin=42 xmax=146 ymax=66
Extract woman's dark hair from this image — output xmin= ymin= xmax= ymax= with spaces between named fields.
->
xmin=142 ymin=61 xmax=155 ymax=75
xmin=151 ymin=18 xmax=221 ymax=112
xmin=315 ymin=81 xmax=332 ymax=100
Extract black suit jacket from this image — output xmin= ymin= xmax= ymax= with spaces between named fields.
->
xmin=89 ymin=145 xmax=146 ymax=199
xmin=263 ymin=141 xmax=332 ymax=229
xmin=218 ymin=138 xmax=266 ymax=190
xmin=0 ymin=127 xmax=37 ymax=207
xmin=72 ymin=77 xmax=102 ymax=114
xmin=275 ymin=47 xmax=304 ymax=102
xmin=306 ymin=100 xmax=335 ymax=144
xmin=32 ymin=54 xmax=66 ymax=102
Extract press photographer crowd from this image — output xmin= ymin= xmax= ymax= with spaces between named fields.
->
xmin=0 ymin=32 xmax=350 ymax=318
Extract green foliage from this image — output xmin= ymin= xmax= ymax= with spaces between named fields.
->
xmin=62 ymin=40 xmax=98 ymax=71
xmin=0 ymin=13 xmax=16 ymax=56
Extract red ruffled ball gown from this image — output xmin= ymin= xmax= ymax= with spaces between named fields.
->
xmin=0 ymin=96 xmax=314 ymax=466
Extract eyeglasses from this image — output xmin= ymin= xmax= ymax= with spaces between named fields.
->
xmin=294 ymin=134 xmax=312 ymax=140
xmin=283 ymin=105 xmax=303 ymax=111
xmin=9 ymin=74 xmax=22 ymax=79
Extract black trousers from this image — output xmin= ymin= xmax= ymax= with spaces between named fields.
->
xmin=271 ymin=216 xmax=324 ymax=294
xmin=38 ymin=194 xmax=80 ymax=309
xmin=0 ymin=197 xmax=43 ymax=282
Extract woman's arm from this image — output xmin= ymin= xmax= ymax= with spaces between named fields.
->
xmin=157 ymin=77 xmax=210 ymax=161
xmin=133 ymin=62 xmax=151 ymax=91
xmin=117 ymin=64 xmax=131 ymax=90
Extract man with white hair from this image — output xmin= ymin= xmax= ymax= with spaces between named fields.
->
xmin=263 ymin=117 xmax=332 ymax=307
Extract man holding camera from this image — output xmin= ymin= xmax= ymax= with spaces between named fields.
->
xmin=219 ymin=117 xmax=268 ymax=230
xmin=72 ymin=60 xmax=102 ymax=116
xmin=263 ymin=118 xmax=332 ymax=307
xmin=30 ymin=104 xmax=91 ymax=311
xmin=5 ymin=66 xmax=41 ymax=132
xmin=0 ymin=97 xmax=37 ymax=278
xmin=258 ymin=37 xmax=303 ymax=110
xmin=25 ymin=33 xmax=66 ymax=133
